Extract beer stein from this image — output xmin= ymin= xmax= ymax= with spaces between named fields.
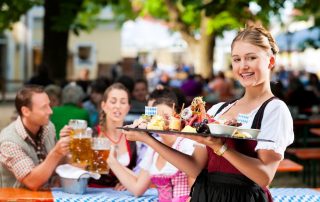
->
xmin=90 ymin=137 xmax=110 ymax=174
xmin=68 ymin=119 xmax=92 ymax=167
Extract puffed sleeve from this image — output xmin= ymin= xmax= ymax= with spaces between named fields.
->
xmin=255 ymin=100 xmax=294 ymax=158
xmin=177 ymin=138 xmax=197 ymax=155
xmin=137 ymin=146 xmax=154 ymax=172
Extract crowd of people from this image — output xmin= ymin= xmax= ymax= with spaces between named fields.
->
xmin=1 ymin=24 xmax=319 ymax=201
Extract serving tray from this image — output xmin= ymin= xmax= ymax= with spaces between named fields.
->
xmin=117 ymin=127 xmax=274 ymax=142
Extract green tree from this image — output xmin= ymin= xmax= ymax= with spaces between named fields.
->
xmin=110 ymin=0 xmax=287 ymax=78
xmin=292 ymin=0 xmax=320 ymax=49
xmin=0 ymin=0 xmax=289 ymax=81
xmin=1 ymin=0 xmax=108 ymax=83
xmin=0 ymin=0 xmax=41 ymax=31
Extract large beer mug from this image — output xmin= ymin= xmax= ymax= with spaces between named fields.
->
xmin=68 ymin=119 xmax=92 ymax=167
xmin=90 ymin=137 xmax=110 ymax=174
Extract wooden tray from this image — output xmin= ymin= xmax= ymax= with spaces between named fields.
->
xmin=117 ymin=127 xmax=274 ymax=142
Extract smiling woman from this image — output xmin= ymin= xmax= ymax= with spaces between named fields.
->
xmin=123 ymin=25 xmax=294 ymax=202
xmin=88 ymin=82 xmax=138 ymax=188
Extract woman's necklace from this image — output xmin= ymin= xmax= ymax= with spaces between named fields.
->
xmin=101 ymin=131 xmax=123 ymax=144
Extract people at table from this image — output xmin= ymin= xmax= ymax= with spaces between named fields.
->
xmin=124 ymin=25 xmax=294 ymax=202
xmin=88 ymin=82 xmax=138 ymax=188
xmin=0 ymin=85 xmax=71 ymax=190
xmin=108 ymin=92 xmax=196 ymax=201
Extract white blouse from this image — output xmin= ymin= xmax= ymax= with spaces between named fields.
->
xmin=207 ymin=99 xmax=294 ymax=158
xmin=139 ymin=137 xmax=196 ymax=175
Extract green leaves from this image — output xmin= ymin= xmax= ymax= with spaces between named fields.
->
xmin=293 ymin=0 xmax=320 ymax=27
xmin=206 ymin=12 xmax=241 ymax=35
xmin=0 ymin=0 xmax=42 ymax=32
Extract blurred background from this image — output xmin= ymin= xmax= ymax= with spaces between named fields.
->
xmin=0 ymin=0 xmax=320 ymax=188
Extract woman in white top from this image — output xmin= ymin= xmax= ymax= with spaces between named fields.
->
xmin=108 ymin=94 xmax=196 ymax=202
xmin=123 ymin=25 xmax=294 ymax=202
xmin=88 ymin=83 xmax=138 ymax=188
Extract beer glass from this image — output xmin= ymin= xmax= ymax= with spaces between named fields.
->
xmin=90 ymin=137 xmax=110 ymax=174
xmin=68 ymin=119 xmax=92 ymax=167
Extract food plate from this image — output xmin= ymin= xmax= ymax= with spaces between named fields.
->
xmin=207 ymin=123 xmax=260 ymax=138
xmin=117 ymin=127 xmax=274 ymax=142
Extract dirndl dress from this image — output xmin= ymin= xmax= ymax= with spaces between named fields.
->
xmin=190 ymin=97 xmax=276 ymax=202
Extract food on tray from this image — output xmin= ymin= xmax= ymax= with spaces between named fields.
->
xmin=232 ymin=130 xmax=252 ymax=138
xmin=236 ymin=128 xmax=260 ymax=138
xmin=181 ymin=108 xmax=193 ymax=120
xmin=147 ymin=115 xmax=165 ymax=130
xmin=169 ymin=116 xmax=181 ymax=131
xmin=130 ymin=114 xmax=151 ymax=129
xmin=181 ymin=125 xmax=197 ymax=133
xmin=195 ymin=120 xmax=210 ymax=133
xmin=123 ymin=97 xmax=258 ymax=140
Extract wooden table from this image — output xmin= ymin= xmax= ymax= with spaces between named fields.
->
xmin=310 ymin=128 xmax=320 ymax=137
xmin=294 ymin=119 xmax=320 ymax=126
xmin=277 ymin=159 xmax=303 ymax=172
xmin=0 ymin=188 xmax=53 ymax=201
xmin=1 ymin=188 xmax=320 ymax=202
xmin=293 ymin=119 xmax=320 ymax=147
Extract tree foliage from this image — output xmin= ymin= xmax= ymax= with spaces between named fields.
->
xmin=293 ymin=0 xmax=320 ymax=26
xmin=291 ymin=0 xmax=320 ymax=50
xmin=0 ymin=0 xmax=305 ymax=79
xmin=0 ymin=0 xmax=42 ymax=32
xmin=0 ymin=0 xmax=110 ymax=34
xmin=108 ymin=0 xmax=288 ymax=77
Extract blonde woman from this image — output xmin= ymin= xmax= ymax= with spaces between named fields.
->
xmin=124 ymin=25 xmax=294 ymax=202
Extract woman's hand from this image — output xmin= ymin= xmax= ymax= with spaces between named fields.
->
xmin=114 ymin=182 xmax=127 ymax=191
xmin=181 ymin=134 xmax=224 ymax=152
xmin=107 ymin=145 xmax=118 ymax=166
xmin=123 ymin=130 xmax=150 ymax=143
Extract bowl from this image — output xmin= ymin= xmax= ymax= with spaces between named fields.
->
xmin=207 ymin=123 xmax=236 ymax=136
xmin=235 ymin=128 xmax=260 ymax=138
xmin=60 ymin=176 xmax=89 ymax=194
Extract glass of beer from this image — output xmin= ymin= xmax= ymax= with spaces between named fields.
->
xmin=69 ymin=119 xmax=92 ymax=167
xmin=90 ymin=137 xmax=110 ymax=174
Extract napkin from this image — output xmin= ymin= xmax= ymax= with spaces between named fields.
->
xmin=56 ymin=164 xmax=100 ymax=180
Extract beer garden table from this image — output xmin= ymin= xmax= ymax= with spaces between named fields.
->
xmin=1 ymin=187 xmax=320 ymax=202
xmin=293 ymin=119 xmax=320 ymax=147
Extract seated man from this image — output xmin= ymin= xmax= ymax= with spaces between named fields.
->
xmin=0 ymin=85 xmax=70 ymax=190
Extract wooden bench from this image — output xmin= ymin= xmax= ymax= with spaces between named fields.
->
xmin=277 ymin=159 xmax=303 ymax=173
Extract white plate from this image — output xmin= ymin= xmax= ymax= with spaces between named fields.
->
xmin=207 ymin=123 xmax=236 ymax=136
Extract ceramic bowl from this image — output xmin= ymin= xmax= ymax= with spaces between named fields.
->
xmin=207 ymin=123 xmax=236 ymax=136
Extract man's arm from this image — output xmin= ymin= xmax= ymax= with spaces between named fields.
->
xmin=21 ymin=127 xmax=71 ymax=190
xmin=21 ymin=135 xmax=70 ymax=190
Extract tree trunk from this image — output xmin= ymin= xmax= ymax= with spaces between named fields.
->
xmin=42 ymin=0 xmax=69 ymax=84
xmin=193 ymin=34 xmax=215 ymax=79
xmin=186 ymin=14 xmax=215 ymax=79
